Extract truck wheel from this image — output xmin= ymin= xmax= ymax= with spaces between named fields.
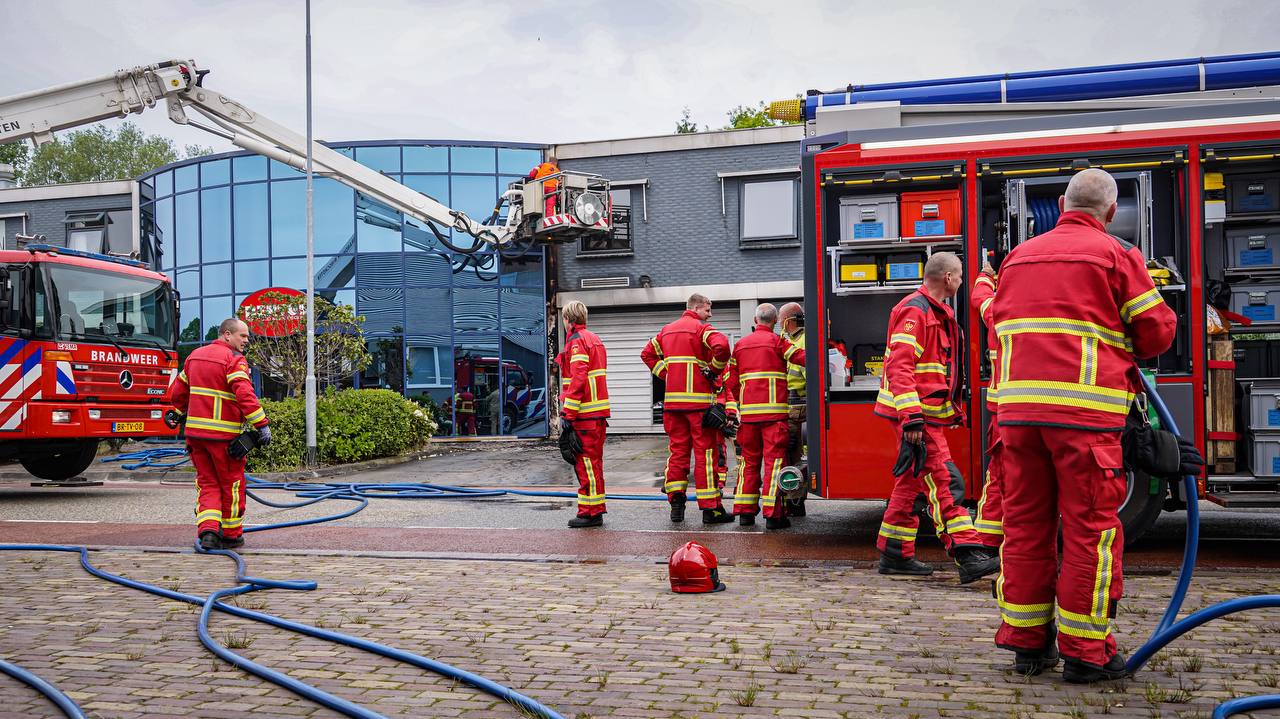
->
xmin=20 ymin=441 xmax=100 ymax=481
xmin=1119 ymin=469 xmax=1166 ymax=547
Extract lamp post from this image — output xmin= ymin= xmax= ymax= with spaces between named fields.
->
xmin=304 ymin=0 xmax=318 ymax=467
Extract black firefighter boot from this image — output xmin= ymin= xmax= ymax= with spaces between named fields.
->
xmin=956 ymin=546 xmax=1001 ymax=584
xmin=567 ymin=514 xmax=604 ymax=528
xmin=198 ymin=531 xmax=221 ymax=551
xmin=702 ymin=504 xmax=734 ymax=525
xmin=1063 ymin=653 xmax=1130 ymax=684
xmin=1010 ymin=626 xmax=1061 ymax=676
xmin=670 ymin=497 xmax=686 ymax=523
xmin=220 ymin=535 xmax=245 ymax=549
xmin=878 ymin=554 xmax=934 ymax=576
xmin=765 ymin=514 xmax=791 ymax=530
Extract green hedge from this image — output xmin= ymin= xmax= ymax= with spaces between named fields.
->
xmin=246 ymin=389 xmax=437 ymax=472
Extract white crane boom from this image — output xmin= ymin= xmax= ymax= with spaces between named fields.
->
xmin=0 ymin=60 xmax=611 ymax=249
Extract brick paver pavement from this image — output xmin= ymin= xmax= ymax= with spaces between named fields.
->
xmin=1 ymin=549 xmax=1278 ymax=718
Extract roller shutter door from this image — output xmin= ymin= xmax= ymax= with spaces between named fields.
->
xmin=586 ymin=308 xmax=673 ymax=433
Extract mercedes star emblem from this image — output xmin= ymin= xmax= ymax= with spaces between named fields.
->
xmin=119 ymin=370 xmax=134 ymax=390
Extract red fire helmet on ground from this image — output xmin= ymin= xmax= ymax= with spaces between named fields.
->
xmin=668 ymin=541 xmax=726 ymax=594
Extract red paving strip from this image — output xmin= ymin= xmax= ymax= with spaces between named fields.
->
xmin=2 ymin=520 xmax=1278 ymax=570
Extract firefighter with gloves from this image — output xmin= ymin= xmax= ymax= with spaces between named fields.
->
xmin=991 ymin=169 xmax=1195 ymax=682
xmin=726 ymin=303 xmax=805 ymax=529
xmin=970 ymin=263 xmax=1006 ymax=548
xmin=874 ymin=252 xmax=999 ymax=583
xmin=166 ymin=318 xmax=271 ymax=551
xmin=555 ymin=301 xmax=611 ymax=528
xmin=641 ymin=294 xmax=734 ymax=524
xmin=778 ymin=302 xmax=809 ymax=516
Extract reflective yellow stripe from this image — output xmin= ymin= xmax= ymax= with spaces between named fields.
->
xmin=709 ymin=357 xmax=727 ymax=371
xmin=185 ymin=416 xmax=244 ymax=430
xmin=921 ymin=400 xmax=957 ymax=418
xmin=579 ymin=399 xmax=610 ymax=411
xmin=740 ymin=371 xmax=787 ymax=381
xmin=762 ymin=459 xmax=782 ymax=507
xmin=975 ymin=275 xmax=996 ymax=290
xmin=244 ymin=407 xmax=266 ymax=424
xmin=229 ymin=479 xmax=241 ymax=522
xmin=570 ymin=354 xmax=590 ymax=363
xmin=666 ymin=392 xmax=714 ymax=401
xmin=1078 ymin=337 xmax=1098 ymax=385
xmin=1058 ymin=606 xmax=1111 ymax=640
xmin=195 ymin=509 xmax=223 ymax=523
xmin=740 ymin=403 xmax=789 ymax=415
xmin=1091 ymin=527 xmax=1118 ymax=617
xmin=996 ymin=317 xmax=1132 ymax=352
xmin=191 ymin=387 xmax=236 ymax=400
xmin=979 ymin=297 xmax=994 ymax=317
xmin=1119 ymin=288 xmax=1164 ymax=324
xmin=987 ymin=350 xmax=998 ymax=362
xmin=914 ymin=363 xmax=947 ymax=375
xmin=220 ymin=517 xmax=243 ymax=528
xmin=996 ymin=380 xmax=1133 ymax=414
xmin=725 ymin=400 xmax=738 ymax=412
xmin=783 ymin=344 xmax=801 ymax=361
xmin=876 ymin=389 xmax=922 ymax=412
xmin=945 ymin=515 xmax=976 ymax=533
xmin=226 ymin=371 xmax=251 ymax=382
xmin=177 ymin=370 xmax=189 ymax=384
xmin=562 ymin=398 xmax=583 ymax=410
xmin=878 ymin=522 xmax=917 ymax=541
xmin=999 ymin=599 xmax=1055 ymax=627
xmin=890 ymin=333 xmax=924 ymax=357
xmin=651 ymin=358 xmax=668 ymax=376
xmin=587 ymin=369 xmax=607 ymax=377
xmin=1000 ymin=334 xmax=1012 ymax=387
xmin=975 ymin=519 xmax=1004 ymax=535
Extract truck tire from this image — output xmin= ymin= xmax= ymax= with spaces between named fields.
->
xmin=1119 ymin=469 xmax=1166 ymax=547
xmin=20 ymin=440 xmax=100 ymax=481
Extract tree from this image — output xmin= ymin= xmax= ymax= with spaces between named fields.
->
xmin=675 ymin=107 xmax=703 ymax=134
xmin=239 ymin=292 xmax=372 ymax=398
xmin=0 ymin=143 xmax=29 ymax=179
xmin=16 ymin=121 xmax=213 ymax=186
xmin=723 ymin=101 xmax=783 ymax=130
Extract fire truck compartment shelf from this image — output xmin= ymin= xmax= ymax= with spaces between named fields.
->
xmin=837 ymin=235 xmax=962 ymax=248
xmin=1228 ymin=174 xmax=1280 ymax=215
xmin=1226 ymin=228 xmax=1280 ymax=270
xmin=1230 ymin=282 xmax=1280 ymax=324
xmin=838 ymin=194 xmax=898 ymax=242
xmin=1246 ymin=380 xmax=1280 ymax=430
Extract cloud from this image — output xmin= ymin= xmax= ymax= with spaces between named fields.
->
xmin=2 ymin=0 xmax=1277 ymax=152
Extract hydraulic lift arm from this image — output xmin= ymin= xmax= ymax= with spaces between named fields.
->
xmin=0 ymin=60 xmax=609 ymax=250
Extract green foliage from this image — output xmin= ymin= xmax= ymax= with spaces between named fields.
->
xmin=239 ymin=292 xmax=371 ymax=397
xmin=247 ymin=389 xmax=436 ymax=472
xmin=0 ymin=142 xmax=28 ymax=178
xmin=723 ymin=101 xmax=783 ymax=130
xmin=674 ymin=107 xmax=702 ymax=134
xmin=15 ymin=122 xmax=213 ymax=186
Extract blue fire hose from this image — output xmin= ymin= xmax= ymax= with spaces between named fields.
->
xmin=0 ymin=657 xmax=86 ymax=719
xmin=1130 ymin=373 xmax=1280 ymax=719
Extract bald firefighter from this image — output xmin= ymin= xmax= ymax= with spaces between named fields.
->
xmin=726 ymin=303 xmax=805 ymax=529
xmin=556 ymin=301 xmax=611 ymax=528
xmin=874 ymin=252 xmax=999 ymax=583
xmin=167 ymin=318 xmax=271 ymax=551
xmin=641 ymin=293 xmax=734 ymax=524
xmin=992 ymin=169 xmax=1190 ymax=682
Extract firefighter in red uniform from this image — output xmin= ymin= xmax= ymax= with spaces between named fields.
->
xmin=455 ymin=387 xmax=477 ymax=436
xmin=970 ymin=264 xmax=1005 ymax=548
xmin=991 ymin=169 xmax=1187 ymax=682
xmin=874 ymin=252 xmax=1000 ymax=583
xmin=641 ymin=293 xmax=734 ymax=524
xmin=167 ymin=318 xmax=271 ymax=551
xmin=726 ymin=303 xmax=805 ymax=530
xmin=556 ymin=301 xmax=611 ymax=528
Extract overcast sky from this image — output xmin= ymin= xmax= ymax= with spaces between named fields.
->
xmin=3 ymin=0 xmax=1278 ymax=153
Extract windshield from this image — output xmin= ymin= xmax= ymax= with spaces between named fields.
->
xmin=45 ymin=264 xmax=175 ymax=348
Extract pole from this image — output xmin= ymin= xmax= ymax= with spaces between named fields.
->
xmin=303 ymin=0 xmax=318 ymax=467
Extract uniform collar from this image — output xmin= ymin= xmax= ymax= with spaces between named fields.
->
xmin=913 ymin=287 xmax=954 ymax=316
xmin=1058 ymin=210 xmax=1107 ymax=232
xmin=754 ymin=323 xmax=773 ymax=333
xmin=568 ymin=322 xmax=586 ymax=334
xmin=682 ymin=309 xmax=702 ymax=321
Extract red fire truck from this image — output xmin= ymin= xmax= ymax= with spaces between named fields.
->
xmin=803 ymin=99 xmax=1280 ymax=543
xmin=1 ymin=245 xmax=179 ymax=480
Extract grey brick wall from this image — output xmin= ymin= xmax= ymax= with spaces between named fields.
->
xmin=558 ymin=141 xmax=803 ymax=290
xmin=0 ymin=194 xmax=131 ymax=250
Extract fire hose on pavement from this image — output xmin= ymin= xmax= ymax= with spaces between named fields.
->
xmin=1130 ymin=372 xmax=1280 ymax=719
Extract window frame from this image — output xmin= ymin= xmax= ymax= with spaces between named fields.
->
xmin=738 ymin=175 xmax=800 ymax=246
xmin=578 ymin=187 xmax=635 ymax=257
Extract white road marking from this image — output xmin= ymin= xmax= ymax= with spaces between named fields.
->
xmin=1 ymin=519 xmax=99 ymax=524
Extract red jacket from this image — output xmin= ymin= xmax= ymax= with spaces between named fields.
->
xmin=168 ymin=341 xmax=267 ymax=440
xmin=727 ymin=324 xmax=806 ymax=422
xmin=971 ymin=271 xmax=999 ymax=413
xmin=641 ymin=310 xmax=731 ymax=411
xmin=556 ymin=323 xmax=610 ymax=420
xmin=992 ymin=211 xmax=1177 ymax=431
xmin=455 ymin=391 xmax=476 ymax=416
xmin=874 ymin=287 xmax=964 ymax=428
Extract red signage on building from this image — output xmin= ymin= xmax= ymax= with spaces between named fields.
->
xmin=238 ymin=287 xmax=305 ymax=337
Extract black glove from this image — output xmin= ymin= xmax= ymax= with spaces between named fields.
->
xmin=722 ymin=416 xmax=739 ymax=439
xmin=1177 ymin=436 xmax=1204 ymax=477
xmin=257 ymin=424 xmax=272 ymax=447
xmin=558 ymin=420 xmax=582 ymax=465
xmin=163 ymin=410 xmax=184 ymax=430
xmin=891 ymin=420 xmax=927 ymax=477
xmin=702 ymin=403 xmax=728 ymax=430
xmin=228 ymin=430 xmax=258 ymax=459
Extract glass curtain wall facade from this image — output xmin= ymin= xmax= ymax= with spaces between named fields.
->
xmin=140 ymin=141 xmax=548 ymax=438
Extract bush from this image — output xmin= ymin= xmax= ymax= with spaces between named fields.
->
xmin=246 ymin=389 xmax=436 ymax=473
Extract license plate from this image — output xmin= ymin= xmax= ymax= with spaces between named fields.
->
xmin=112 ymin=422 xmax=145 ymax=433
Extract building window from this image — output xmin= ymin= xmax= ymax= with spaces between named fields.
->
xmin=580 ymin=188 xmax=633 ymax=255
xmin=740 ymin=178 xmax=798 ymax=244
xmin=64 ymin=211 xmax=107 ymax=253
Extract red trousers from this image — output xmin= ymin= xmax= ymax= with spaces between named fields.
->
xmin=733 ymin=420 xmax=789 ymax=518
xmin=876 ymin=423 xmax=983 ymax=560
xmin=714 ymin=431 xmax=729 ymax=490
xmin=662 ymin=410 xmax=721 ymax=508
xmin=572 ymin=419 xmax=607 ymax=517
xmin=458 ymin=413 xmax=476 ymax=435
xmin=995 ymin=425 xmax=1125 ymax=667
xmin=975 ymin=417 xmax=1005 ymax=548
xmin=189 ymin=438 xmax=248 ymax=540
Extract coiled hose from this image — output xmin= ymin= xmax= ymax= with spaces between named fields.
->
xmin=1130 ymin=374 xmax=1280 ymax=719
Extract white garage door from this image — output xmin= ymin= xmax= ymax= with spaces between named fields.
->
xmin=588 ymin=308 xmax=674 ymax=433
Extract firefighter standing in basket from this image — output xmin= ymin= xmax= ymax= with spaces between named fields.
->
xmin=641 ymin=294 xmax=734 ymax=524
xmin=991 ymin=169 xmax=1187 ymax=682
xmin=166 ymin=318 xmax=271 ymax=551
xmin=556 ymin=301 xmax=611 ymax=528
xmin=874 ymin=252 xmax=1000 ymax=583
xmin=726 ymin=303 xmax=805 ymax=530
